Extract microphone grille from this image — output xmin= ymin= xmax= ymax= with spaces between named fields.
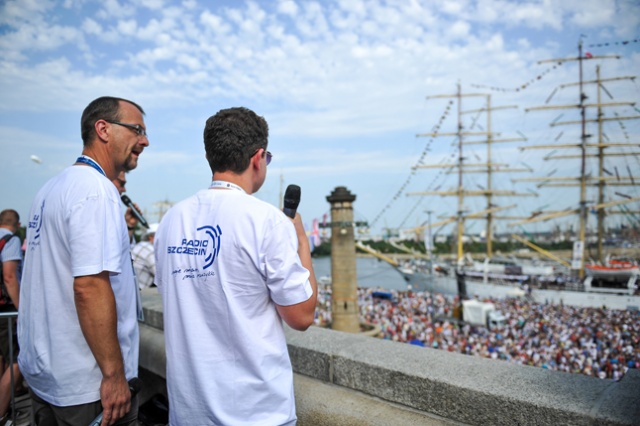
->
xmin=284 ymin=185 xmax=301 ymax=208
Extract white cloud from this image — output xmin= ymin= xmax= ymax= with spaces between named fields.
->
xmin=449 ymin=20 xmax=471 ymax=39
xmin=96 ymin=0 xmax=137 ymax=20
xmin=139 ymin=0 xmax=165 ymax=10
xmin=199 ymin=10 xmax=231 ymax=35
xmin=117 ymin=19 xmax=138 ymax=36
xmin=277 ymin=0 xmax=298 ymax=16
xmin=82 ymin=18 xmax=103 ymax=35
xmin=1 ymin=0 xmax=638 ymax=233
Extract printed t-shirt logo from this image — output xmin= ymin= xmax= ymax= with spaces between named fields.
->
xmin=28 ymin=201 xmax=45 ymax=242
xmin=167 ymin=225 xmax=222 ymax=269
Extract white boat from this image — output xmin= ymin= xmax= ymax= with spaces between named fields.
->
xmin=583 ymin=258 xmax=639 ymax=296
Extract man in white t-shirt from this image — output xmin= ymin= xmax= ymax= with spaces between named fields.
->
xmin=155 ymin=107 xmax=317 ymax=425
xmin=18 ymin=96 xmax=149 ymax=426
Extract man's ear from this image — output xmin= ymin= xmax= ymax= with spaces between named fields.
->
xmin=94 ymin=120 xmax=110 ymax=144
xmin=250 ymin=148 xmax=263 ymax=170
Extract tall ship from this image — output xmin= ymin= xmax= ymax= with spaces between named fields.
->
xmin=362 ymin=39 xmax=640 ymax=308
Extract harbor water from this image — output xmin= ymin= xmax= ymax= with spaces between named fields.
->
xmin=312 ymin=255 xmax=640 ymax=310
xmin=312 ymin=256 xmax=410 ymax=291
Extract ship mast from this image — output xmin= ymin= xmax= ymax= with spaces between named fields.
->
xmin=511 ymin=40 xmax=639 ymax=275
xmin=409 ymin=83 xmax=533 ymax=263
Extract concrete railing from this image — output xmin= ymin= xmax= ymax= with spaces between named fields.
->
xmin=138 ymin=289 xmax=640 ymax=425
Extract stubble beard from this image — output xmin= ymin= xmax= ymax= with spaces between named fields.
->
xmin=123 ymin=153 xmax=138 ymax=172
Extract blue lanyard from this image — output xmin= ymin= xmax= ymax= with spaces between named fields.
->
xmin=76 ymin=155 xmax=106 ymax=177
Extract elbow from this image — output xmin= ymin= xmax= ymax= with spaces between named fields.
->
xmin=286 ymin=315 xmax=314 ymax=331
xmin=281 ymin=309 xmax=316 ymax=331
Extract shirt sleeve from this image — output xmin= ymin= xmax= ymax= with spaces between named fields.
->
xmin=0 ymin=235 xmax=22 ymax=262
xmin=68 ymin=182 xmax=123 ymax=277
xmin=263 ymin=214 xmax=312 ymax=307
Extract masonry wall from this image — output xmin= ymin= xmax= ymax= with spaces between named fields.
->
xmin=139 ymin=289 xmax=640 ymax=425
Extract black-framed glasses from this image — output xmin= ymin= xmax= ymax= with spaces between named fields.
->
xmin=105 ymin=120 xmax=147 ymax=137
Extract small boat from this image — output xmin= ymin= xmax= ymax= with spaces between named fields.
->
xmin=582 ymin=257 xmax=639 ymax=296
xmin=584 ymin=263 xmax=639 ymax=278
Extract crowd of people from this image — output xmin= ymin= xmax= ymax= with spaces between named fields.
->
xmin=314 ymin=285 xmax=640 ymax=381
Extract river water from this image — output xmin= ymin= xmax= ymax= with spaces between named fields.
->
xmin=311 ymin=256 xmax=409 ymax=291
xmin=311 ymin=256 xmax=640 ymax=309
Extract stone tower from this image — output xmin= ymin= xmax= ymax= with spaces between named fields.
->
xmin=326 ymin=186 xmax=359 ymax=333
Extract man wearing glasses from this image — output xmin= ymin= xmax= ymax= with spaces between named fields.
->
xmin=19 ymin=96 xmax=148 ymax=426
xmin=155 ymin=107 xmax=317 ymax=425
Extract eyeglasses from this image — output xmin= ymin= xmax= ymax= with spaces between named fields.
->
xmin=254 ymin=148 xmax=272 ymax=166
xmin=105 ymin=120 xmax=147 ymax=137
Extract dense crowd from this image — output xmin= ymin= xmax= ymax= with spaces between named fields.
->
xmin=314 ymin=286 xmax=640 ymax=381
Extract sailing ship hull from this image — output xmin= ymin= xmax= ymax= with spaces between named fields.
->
xmin=398 ymin=268 xmax=640 ymax=310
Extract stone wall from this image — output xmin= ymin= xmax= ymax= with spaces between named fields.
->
xmin=139 ymin=289 xmax=640 ymax=425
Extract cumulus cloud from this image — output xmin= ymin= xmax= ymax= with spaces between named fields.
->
xmin=0 ymin=0 xmax=638 ymax=231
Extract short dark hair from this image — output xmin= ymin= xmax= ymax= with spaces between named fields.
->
xmin=0 ymin=209 xmax=19 ymax=227
xmin=80 ymin=96 xmax=145 ymax=146
xmin=203 ymin=107 xmax=269 ymax=174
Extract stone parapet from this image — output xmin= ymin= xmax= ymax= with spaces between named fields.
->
xmin=138 ymin=289 xmax=639 ymax=425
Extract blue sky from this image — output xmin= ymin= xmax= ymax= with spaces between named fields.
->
xmin=1 ymin=0 xmax=639 ymax=239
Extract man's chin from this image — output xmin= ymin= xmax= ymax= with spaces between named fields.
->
xmin=124 ymin=158 xmax=139 ymax=171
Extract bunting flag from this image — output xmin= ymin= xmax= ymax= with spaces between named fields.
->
xmin=471 ymin=62 xmax=563 ymax=93
xmin=614 ymin=111 xmax=630 ymax=142
xmin=311 ymin=218 xmax=321 ymax=248
xmin=369 ymin=100 xmax=455 ymax=229
xmin=588 ymin=39 xmax=639 ymax=48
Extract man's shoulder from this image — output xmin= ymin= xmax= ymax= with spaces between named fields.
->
xmin=37 ymin=165 xmax=116 ymax=202
xmin=0 ymin=229 xmax=21 ymax=260
xmin=240 ymin=193 xmax=283 ymax=215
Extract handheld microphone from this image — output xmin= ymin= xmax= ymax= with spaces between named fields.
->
xmin=121 ymin=195 xmax=149 ymax=229
xmin=88 ymin=377 xmax=143 ymax=426
xmin=283 ymin=184 xmax=301 ymax=219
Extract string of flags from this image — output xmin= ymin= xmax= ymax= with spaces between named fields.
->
xmin=471 ymin=38 xmax=638 ymax=94
xmin=397 ymin=157 xmax=458 ymax=230
xmin=471 ymin=62 xmax=563 ymax=93
xmin=588 ymin=39 xmax=639 ymax=48
xmin=369 ymin=100 xmax=455 ymax=229
xmin=614 ymin=112 xmax=630 ymax=142
xmin=397 ymin=148 xmax=461 ymax=229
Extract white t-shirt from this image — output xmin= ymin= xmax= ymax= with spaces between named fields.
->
xmin=18 ymin=165 xmax=140 ymax=406
xmin=155 ymin=188 xmax=312 ymax=426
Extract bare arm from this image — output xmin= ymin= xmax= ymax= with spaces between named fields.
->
xmin=74 ymin=271 xmax=130 ymax=426
xmin=2 ymin=260 xmax=20 ymax=309
xmin=276 ymin=213 xmax=318 ymax=331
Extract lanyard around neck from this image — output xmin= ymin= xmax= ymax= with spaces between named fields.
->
xmin=210 ymin=180 xmax=245 ymax=193
xmin=76 ymin=155 xmax=106 ymax=177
